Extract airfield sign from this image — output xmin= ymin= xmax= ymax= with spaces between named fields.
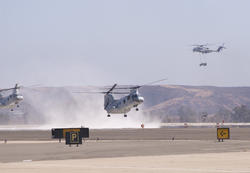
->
xmin=51 ymin=127 xmax=89 ymax=143
xmin=66 ymin=131 xmax=82 ymax=146
xmin=217 ymin=128 xmax=230 ymax=142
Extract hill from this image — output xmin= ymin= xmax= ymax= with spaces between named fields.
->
xmin=140 ymin=85 xmax=250 ymax=122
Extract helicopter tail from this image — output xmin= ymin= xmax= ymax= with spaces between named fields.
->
xmin=217 ymin=46 xmax=223 ymax=52
xmin=216 ymin=44 xmax=226 ymax=52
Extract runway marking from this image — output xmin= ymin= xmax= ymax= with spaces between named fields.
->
xmin=0 ymin=141 xmax=57 ymax=144
xmin=22 ymin=160 xmax=32 ymax=162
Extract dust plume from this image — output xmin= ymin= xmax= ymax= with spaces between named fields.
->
xmin=17 ymin=87 xmax=161 ymax=129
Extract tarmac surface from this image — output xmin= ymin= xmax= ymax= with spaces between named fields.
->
xmin=1 ymin=152 xmax=250 ymax=173
xmin=1 ymin=127 xmax=250 ymax=172
xmin=1 ymin=127 xmax=250 ymax=140
xmin=1 ymin=139 xmax=250 ymax=163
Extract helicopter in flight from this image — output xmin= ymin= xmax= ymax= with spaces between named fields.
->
xmin=0 ymin=84 xmax=24 ymax=111
xmin=192 ymin=43 xmax=226 ymax=54
xmin=102 ymin=84 xmax=144 ymax=117
xmin=76 ymin=79 xmax=167 ymax=117
xmin=191 ymin=43 xmax=226 ymax=67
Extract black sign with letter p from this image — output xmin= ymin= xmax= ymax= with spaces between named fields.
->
xmin=66 ymin=131 xmax=82 ymax=145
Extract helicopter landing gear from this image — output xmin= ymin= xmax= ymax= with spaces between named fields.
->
xmin=124 ymin=114 xmax=127 ymax=117
xmin=107 ymin=114 xmax=111 ymax=117
xmin=136 ymin=108 xmax=139 ymax=111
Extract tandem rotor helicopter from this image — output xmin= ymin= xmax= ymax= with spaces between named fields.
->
xmin=191 ymin=43 xmax=226 ymax=67
xmin=0 ymin=84 xmax=24 ymax=111
xmin=76 ymin=79 xmax=167 ymax=117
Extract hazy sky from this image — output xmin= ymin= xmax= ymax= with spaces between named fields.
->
xmin=1 ymin=0 xmax=250 ymax=88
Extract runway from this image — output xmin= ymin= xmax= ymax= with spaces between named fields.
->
xmin=1 ymin=152 xmax=250 ymax=173
xmin=1 ymin=127 xmax=250 ymax=172
xmin=1 ymin=139 xmax=250 ymax=163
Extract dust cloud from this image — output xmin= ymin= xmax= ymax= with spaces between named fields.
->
xmin=16 ymin=87 xmax=161 ymax=129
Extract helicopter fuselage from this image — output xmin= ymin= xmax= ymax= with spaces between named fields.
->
xmin=105 ymin=91 xmax=144 ymax=114
xmin=193 ymin=47 xmax=214 ymax=54
xmin=0 ymin=93 xmax=23 ymax=108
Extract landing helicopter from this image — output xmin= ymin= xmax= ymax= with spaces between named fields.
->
xmin=102 ymin=84 xmax=144 ymax=117
xmin=0 ymin=84 xmax=24 ymax=111
xmin=192 ymin=43 xmax=226 ymax=54
xmin=76 ymin=79 xmax=167 ymax=117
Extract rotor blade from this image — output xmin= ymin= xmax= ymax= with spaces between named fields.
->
xmin=73 ymin=91 xmax=106 ymax=94
xmin=103 ymin=86 xmax=136 ymax=90
xmin=0 ymin=83 xmax=44 ymax=93
xmin=21 ymin=84 xmax=42 ymax=88
xmin=142 ymin=78 xmax=168 ymax=86
xmin=73 ymin=91 xmax=129 ymax=94
xmin=130 ymin=78 xmax=168 ymax=89
xmin=0 ymin=88 xmax=15 ymax=92
xmin=103 ymin=78 xmax=168 ymax=90
xmin=0 ymin=84 xmax=41 ymax=92
xmin=107 ymin=84 xmax=117 ymax=94
xmin=191 ymin=44 xmax=206 ymax=47
xmin=190 ymin=43 xmax=214 ymax=47
xmin=110 ymin=92 xmax=130 ymax=94
xmin=0 ymin=87 xmax=22 ymax=92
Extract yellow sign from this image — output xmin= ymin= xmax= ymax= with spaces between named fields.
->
xmin=71 ymin=133 xmax=77 ymax=142
xmin=217 ymin=128 xmax=230 ymax=139
xmin=63 ymin=128 xmax=80 ymax=138
xmin=70 ymin=132 xmax=79 ymax=143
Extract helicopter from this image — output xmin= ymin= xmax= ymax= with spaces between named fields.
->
xmin=192 ymin=43 xmax=226 ymax=54
xmin=0 ymin=84 xmax=24 ymax=111
xmin=102 ymin=84 xmax=144 ymax=117
xmin=76 ymin=79 xmax=167 ymax=117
